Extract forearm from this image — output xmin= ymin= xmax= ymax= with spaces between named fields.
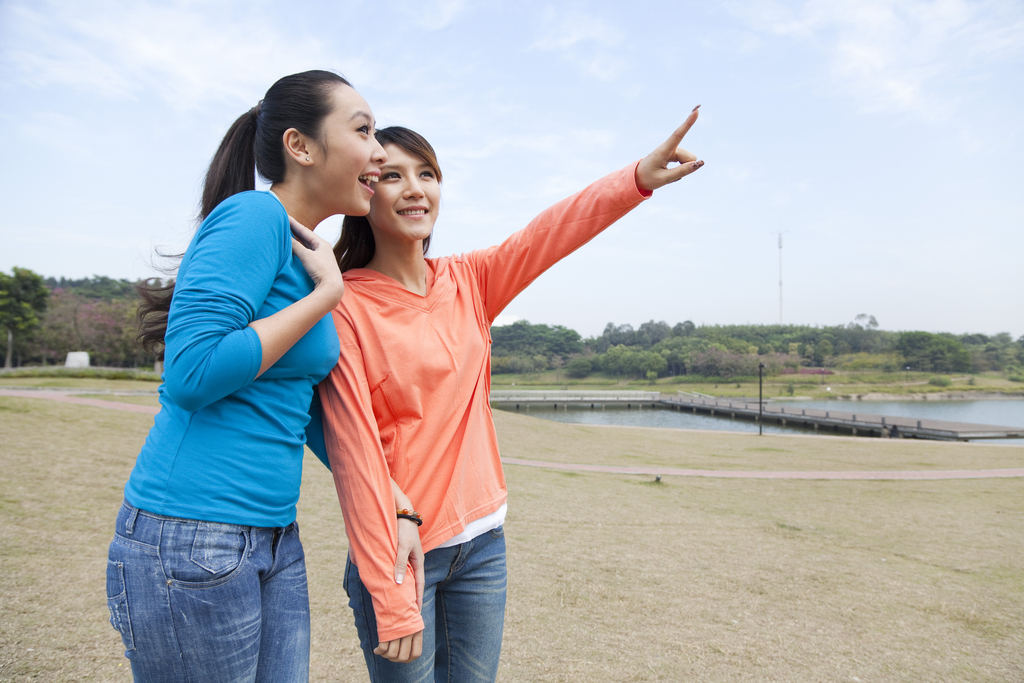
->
xmin=392 ymin=478 xmax=413 ymax=511
xmin=319 ymin=340 xmax=423 ymax=640
xmin=249 ymin=284 xmax=343 ymax=376
xmin=476 ymin=162 xmax=649 ymax=319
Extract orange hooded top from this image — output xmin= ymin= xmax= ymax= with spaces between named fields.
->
xmin=319 ymin=162 xmax=650 ymax=641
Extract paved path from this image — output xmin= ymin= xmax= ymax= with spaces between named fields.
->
xmin=0 ymin=388 xmax=159 ymax=415
xmin=5 ymin=389 xmax=1023 ymax=481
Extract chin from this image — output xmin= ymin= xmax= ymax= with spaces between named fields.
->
xmin=344 ymin=197 xmax=371 ymax=217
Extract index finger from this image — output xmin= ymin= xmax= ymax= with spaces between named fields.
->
xmin=288 ymin=215 xmax=318 ymax=242
xmin=656 ymin=105 xmax=700 ymax=156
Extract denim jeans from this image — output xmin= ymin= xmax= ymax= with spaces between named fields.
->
xmin=345 ymin=526 xmax=507 ymax=683
xmin=106 ymin=500 xmax=310 ymax=683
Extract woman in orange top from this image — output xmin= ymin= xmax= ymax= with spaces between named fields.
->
xmin=317 ymin=111 xmax=703 ymax=681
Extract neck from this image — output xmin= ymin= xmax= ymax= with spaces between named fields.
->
xmin=366 ymin=238 xmax=428 ymax=296
xmin=269 ymin=180 xmax=326 ymax=230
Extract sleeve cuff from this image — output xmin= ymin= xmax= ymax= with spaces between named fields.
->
xmin=631 ymin=160 xmax=653 ymax=198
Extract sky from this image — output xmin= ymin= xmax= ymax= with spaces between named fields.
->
xmin=1 ymin=0 xmax=1022 ymax=339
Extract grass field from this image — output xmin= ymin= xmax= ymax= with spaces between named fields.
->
xmin=4 ymin=367 xmax=1023 ymax=400
xmin=1 ymin=393 xmax=1023 ymax=681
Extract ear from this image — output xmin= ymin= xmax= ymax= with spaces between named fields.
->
xmin=282 ymin=128 xmax=315 ymax=167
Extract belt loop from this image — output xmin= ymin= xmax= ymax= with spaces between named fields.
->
xmin=125 ymin=504 xmax=139 ymax=535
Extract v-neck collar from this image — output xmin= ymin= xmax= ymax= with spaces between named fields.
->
xmin=346 ymin=258 xmax=446 ymax=311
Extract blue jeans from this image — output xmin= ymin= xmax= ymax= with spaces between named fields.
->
xmin=345 ymin=526 xmax=507 ymax=683
xmin=106 ymin=501 xmax=310 ymax=683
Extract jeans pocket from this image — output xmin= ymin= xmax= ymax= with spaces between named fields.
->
xmin=488 ymin=525 xmax=505 ymax=539
xmin=162 ymin=522 xmax=247 ymax=586
xmin=106 ymin=560 xmax=135 ymax=653
xmin=190 ymin=522 xmax=247 ymax=575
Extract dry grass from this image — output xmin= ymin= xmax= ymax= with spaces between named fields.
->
xmin=1 ymin=396 xmax=1023 ymax=682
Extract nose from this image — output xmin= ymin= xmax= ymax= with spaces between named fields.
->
xmin=371 ymin=136 xmax=387 ymax=164
xmin=404 ymin=175 xmax=425 ymax=198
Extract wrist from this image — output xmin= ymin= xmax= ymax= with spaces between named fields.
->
xmin=310 ymin=278 xmax=344 ymax=310
xmin=397 ymin=508 xmax=423 ymax=526
xmin=634 ymin=160 xmax=656 ymax=195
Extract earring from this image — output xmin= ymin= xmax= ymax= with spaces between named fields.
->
xmin=305 ymin=156 xmax=310 ymax=162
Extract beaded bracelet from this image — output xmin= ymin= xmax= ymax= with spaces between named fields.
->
xmin=396 ymin=508 xmax=423 ymax=526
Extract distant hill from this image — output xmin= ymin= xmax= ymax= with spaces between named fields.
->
xmin=44 ymin=276 xmax=139 ymax=300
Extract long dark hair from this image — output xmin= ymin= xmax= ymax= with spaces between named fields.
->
xmin=334 ymin=126 xmax=441 ymax=272
xmin=137 ymin=70 xmax=351 ymax=357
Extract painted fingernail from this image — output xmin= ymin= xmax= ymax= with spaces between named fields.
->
xmin=694 ymin=160 xmax=704 ymax=168
xmin=692 ymin=105 xmax=701 ymax=112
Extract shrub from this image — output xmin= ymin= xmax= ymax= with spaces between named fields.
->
xmin=928 ymin=376 xmax=952 ymax=387
xmin=491 ymin=355 xmax=546 ymax=374
xmin=565 ymin=357 xmax=593 ymax=378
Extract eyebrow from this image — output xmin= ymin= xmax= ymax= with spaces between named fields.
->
xmin=379 ymin=160 xmax=434 ymax=171
xmin=349 ymin=110 xmax=375 ymax=125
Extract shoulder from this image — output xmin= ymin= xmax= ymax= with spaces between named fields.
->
xmin=201 ymin=192 xmax=288 ymax=239
xmin=430 ymin=254 xmax=458 ymax=273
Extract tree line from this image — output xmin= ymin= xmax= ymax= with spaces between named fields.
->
xmin=2 ymin=268 xmax=1022 ymax=379
xmin=0 ymin=270 xmax=150 ymax=368
xmin=490 ymin=316 xmax=1024 ymax=380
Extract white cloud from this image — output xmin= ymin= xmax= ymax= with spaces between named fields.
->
xmin=532 ymin=6 xmax=622 ymax=50
xmin=727 ymin=0 xmax=1024 ymax=118
xmin=419 ymin=0 xmax=470 ymax=30
xmin=531 ymin=6 xmax=626 ymax=81
xmin=0 ymin=0 xmax=337 ymax=111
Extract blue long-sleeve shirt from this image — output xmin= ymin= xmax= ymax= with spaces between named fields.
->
xmin=125 ymin=191 xmax=340 ymax=527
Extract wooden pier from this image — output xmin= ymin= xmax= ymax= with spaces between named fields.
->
xmin=661 ymin=395 xmax=1024 ymax=442
xmin=490 ymin=390 xmax=1024 ymax=442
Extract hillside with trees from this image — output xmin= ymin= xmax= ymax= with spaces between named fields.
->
xmin=492 ymin=315 xmax=1023 ymax=382
xmin=2 ymin=268 xmax=1022 ymax=382
xmin=1 ymin=271 xmax=150 ymax=368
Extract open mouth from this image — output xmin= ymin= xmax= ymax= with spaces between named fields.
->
xmin=397 ymin=209 xmax=427 ymax=216
xmin=358 ymin=174 xmax=378 ymax=191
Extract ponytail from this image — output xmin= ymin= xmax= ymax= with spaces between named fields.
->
xmin=137 ymin=70 xmax=352 ymax=356
xmin=200 ymin=107 xmax=259 ymax=221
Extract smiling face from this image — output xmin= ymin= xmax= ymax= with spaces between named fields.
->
xmin=310 ymin=85 xmax=387 ymax=217
xmin=366 ymin=143 xmax=441 ymax=249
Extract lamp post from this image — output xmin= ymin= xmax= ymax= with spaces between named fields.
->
xmin=758 ymin=362 xmax=765 ymax=436
xmin=904 ymin=365 xmax=910 ymax=385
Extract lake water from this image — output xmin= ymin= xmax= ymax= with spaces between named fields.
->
xmin=495 ymin=399 xmax=1024 ymax=444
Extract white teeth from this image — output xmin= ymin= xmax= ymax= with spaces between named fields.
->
xmin=398 ymin=209 xmax=426 ymax=215
xmin=359 ymin=175 xmax=378 ymax=183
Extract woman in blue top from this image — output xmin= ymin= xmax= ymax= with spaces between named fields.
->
xmin=107 ymin=70 xmax=423 ymax=683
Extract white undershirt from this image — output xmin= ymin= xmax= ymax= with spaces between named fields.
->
xmin=436 ymin=503 xmax=507 ymax=548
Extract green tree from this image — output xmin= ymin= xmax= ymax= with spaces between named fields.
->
xmin=896 ymin=331 xmax=971 ymax=373
xmin=490 ymin=320 xmax=583 ymax=359
xmin=565 ymin=357 xmax=593 ymax=378
xmin=815 ymin=339 xmax=834 ymax=366
xmin=0 ymin=267 xmax=49 ymax=368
